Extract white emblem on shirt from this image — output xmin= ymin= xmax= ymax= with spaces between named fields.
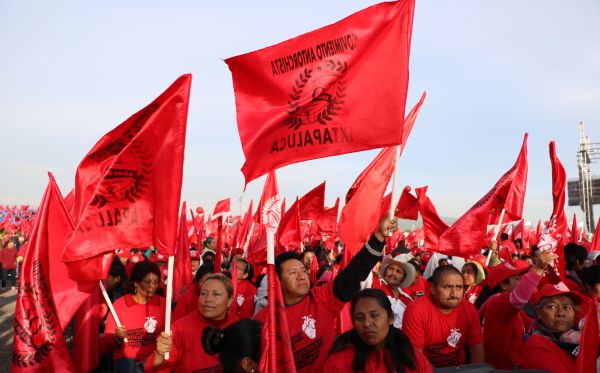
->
xmin=468 ymin=293 xmax=477 ymax=304
xmin=301 ymin=315 xmax=317 ymax=339
xmin=237 ymin=294 xmax=245 ymax=307
xmin=144 ymin=316 xmax=158 ymax=333
xmin=447 ymin=328 xmax=462 ymax=348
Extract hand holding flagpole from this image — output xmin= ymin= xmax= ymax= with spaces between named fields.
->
xmin=164 ymin=256 xmax=174 ymax=360
xmin=99 ymin=280 xmax=128 ymax=343
xmin=387 ymin=145 xmax=402 ymax=236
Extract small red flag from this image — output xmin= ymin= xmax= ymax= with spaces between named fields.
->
xmin=174 ymin=202 xmax=192 ymax=301
xmin=226 ymin=1 xmax=416 ymax=184
xmin=213 ymin=198 xmax=231 ymax=216
xmin=437 ymin=133 xmax=528 ymax=257
xmin=298 ymin=181 xmax=325 ymax=220
xmin=591 ymin=218 xmax=600 ymax=251
xmin=277 ymin=198 xmax=302 ymax=252
xmin=380 ymin=186 xmax=419 ymax=221
xmin=415 ymin=186 xmax=449 ymax=249
xmin=248 ymin=172 xmax=281 ymax=265
xmin=570 ymin=213 xmax=581 ymax=244
xmin=537 ymin=141 xmax=568 ymax=281
xmin=63 ymin=74 xmax=191 ymax=281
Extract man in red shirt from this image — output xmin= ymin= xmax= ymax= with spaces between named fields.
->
xmin=255 ymin=217 xmax=397 ymax=373
xmin=403 ymin=265 xmax=484 ymax=368
xmin=0 ymin=240 xmax=18 ymax=290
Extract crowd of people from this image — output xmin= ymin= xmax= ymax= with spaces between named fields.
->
xmin=5 ymin=216 xmax=600 ymax=373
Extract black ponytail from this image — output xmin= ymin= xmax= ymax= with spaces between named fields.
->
xmin=201 ymin=319 xmax=262 ymax=373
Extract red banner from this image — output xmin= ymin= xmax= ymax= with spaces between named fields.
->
xmin=63 ymin=74 xmax=191 ymax=281
xmin=226 ymin=0 xmax=416 ymax=184
xmin=213 ymin=198 xmax=231 ymax=216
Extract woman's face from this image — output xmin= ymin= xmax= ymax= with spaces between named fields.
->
xmin=199 ymin=279 xmax=232 ymax=320
xmin=352 ymin=297 xmax=393 ymax=348
xmin=536 ymin=295 xmax=575 ymax=334
xmin=135 ymin=272 xmax=159 ymax=299
xmin=462 ymin=265 xmax=477 ymax=286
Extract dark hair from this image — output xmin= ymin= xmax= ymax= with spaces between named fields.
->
xmin=581 ymin=264 xmax=600 ymax=288
xmin=329 ymin=289 xmax=416 ymax=372
xmin=316 ymin=264 xmax=332 ymax=281
xmin=564 ymin=243 xmax=588 ymax=270
xmin=474 ymin=283 xmax=503 ymax=310
xmin=500 ymin=233 xmax=509 ymax=241
xmin=430 ymin=265 xmax=462 ymax=286
xmin=531 ymin=245 xmax=540 ymax=257
xmin=202 ymin=273 xmax=234 ymax=298
xmin=195 ymin=263 xmax=215 ymax=283
xmin=130 ymin=261 xmax=161 ymax=288
xmin=202 ymin=319 xmax=262 ymax=373
xmin=407 ymin=259 xmax=422 ymax=274
xmin=235 ymin=258 xmax=254 ymax=281
xmin=109 ymin=256 xmax=127 ymax=279
xmin=275 ymin=251 xmax=303 ymax=279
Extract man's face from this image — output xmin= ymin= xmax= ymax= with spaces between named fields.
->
xmin=302 ymin=252 xmax=315 ymax=269
xmin=383 ymin=263 xmax=405 ymax=287
xmin=432 ymin=273 xmax=464 ymax=311
xmin=280 ymin=259 xmax=310 ymax=299
xmin=536 ymin=295 xmax=575 ymax=333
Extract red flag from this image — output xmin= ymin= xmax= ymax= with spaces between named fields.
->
xmin=537 ymin=141 xmax=569 ymax=280
xmin=415 ymin=186 xmax=449 ymax=249
xmin=317 ymin=198 xmax=339 ymax=250
xmin=238 ymin=200 xmax=254 ymax=250
xmin=380 ymin=186 xmax=418 ymax=221
xmin=214 ymin=216 xmax=224 ymax=272
xmin=339 ymin=146 xmax=396 ymax=258
xmin=298 ymin=181 xmax=325 ymax=220
xmin=248 ymin=172 xmax=281 ymax=265
xmin=63 ymin=75 xmax=191 ymax=281
xmin=259 ymin=264 xmax=296 ymax=373
xmin=310 ymin=255 xmax=319 ymax=285
xmin=174 ymin=202 xmax=192 ymax=301
xmin=213 ymin=198 xmax=231 ymax=216
xmin=63 ymin=188 xmax=75 ymax=216
xmin=437 ymin=133 xmax=529 ymax=257
xmin=502 ymin=134 xmax=530 ymax=221
xmin=277 ymin=198 xmax=302 ymax=251
xmin=591 ymin=218 xmax=600 ymax=251
xmin=513 ymin=219 xmax=524 ymax=240
xmin=226 ymin=1 xmax=416 ymax=184
xmin=570 ymin=213 xmax=581 ymax=244
xmin=576 ymin=301 xmax=599 ymax=372
xmin=12 ymin=175 xmax=82 ymax=372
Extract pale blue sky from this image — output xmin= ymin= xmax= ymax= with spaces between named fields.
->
xmin=1 ymin=1 xmax=599 ymax=226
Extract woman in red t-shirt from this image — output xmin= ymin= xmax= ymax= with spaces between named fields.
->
xmin=104 ymin=261 xmax=166 ymax=372
xmin=476 ymin=250 xmax=555 ymax=369
xmin=324 ymin=288 xmax=432 ymax=373
xmin=461 ymin=261 xmax=485 ymax=304
xmin=147 ymin=273 xmax=238 ymax=372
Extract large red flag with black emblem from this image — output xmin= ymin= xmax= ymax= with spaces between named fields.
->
xmin=226 ymin=0 xmax=416 ymax=184
xmin=12 ymin=173 xmax=83 ymax=372
xmin=437 ymin=134 xmax=528 ymax=257
xmin=63 ymin=74 xmax=191 ymax=282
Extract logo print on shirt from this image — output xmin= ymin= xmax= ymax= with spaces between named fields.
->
xmin=144 ymin=316 xmax=158 ymax=333
xmin=468 ymin=293 xmax=477 ymax=304
xmin=237 ymin=294 xmax=245 ymax=307
xmin=301 ymin=315 xmax=317 ymax=339
xmin=446 ymin=328 xmax=462 ymax=348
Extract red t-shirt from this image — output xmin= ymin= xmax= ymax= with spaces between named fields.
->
xmin=463 ymin=285 xmax=482 ymax=304
xmin=0 ymin=247 xmax=18 ymax=269
xmin=172 ymin=282 xmax=200 ymax=322
xmin=235 ymin=279 xmax=257 ymax=319
xmin=147 ymin=310 xmax=239 ymax=373
xmin=480 ymin=292 xmax=532 ymax=369
xmin=519 ymin=333 xmax=576 ymax=373
xmin=402 ymin=294 xmax=483 ymax=368
xmin=254 ymin=281 xmax=345 ymax=373
xmin=323 ymin=345 xmax=433 ymax=373
xmin=104 ymin=294 xmax=166 ymax=361
xmin=404 ymin=275 xmax=431 ymax=299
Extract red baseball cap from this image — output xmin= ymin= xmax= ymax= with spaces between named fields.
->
xmin=190 ymin=250 xmax=200 ymax=260
xmin=487 ymin=262 xmax=530 ymax=288
xmin=533 ymin=282 xmax=583 ymax=306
